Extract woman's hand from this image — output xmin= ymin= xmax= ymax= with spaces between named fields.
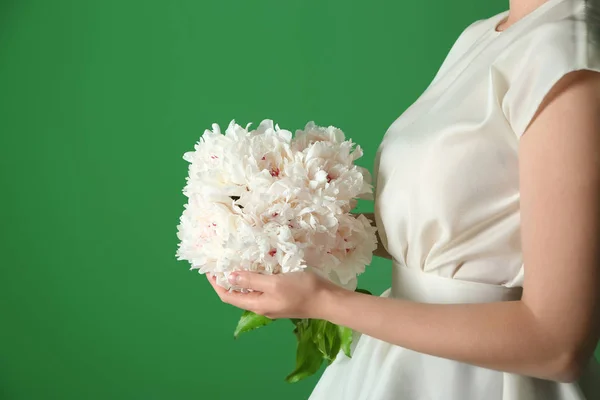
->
xmin=206 ymin=270 xmax=341 ymax=319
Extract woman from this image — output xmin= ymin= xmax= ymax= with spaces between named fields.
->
xmin=208 ymin=0 xmax=600 ymax=398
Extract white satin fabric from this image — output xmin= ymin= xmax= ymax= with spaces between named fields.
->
xmin=311 ymin=265 xmax=600 ymax=400
xmin=309 ymin=0 xmax=600 ymax=398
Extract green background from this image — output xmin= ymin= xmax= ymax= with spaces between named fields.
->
xmin=2 ymin=1 xmax=596 ymax=399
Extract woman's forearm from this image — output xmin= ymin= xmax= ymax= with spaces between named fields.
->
xmin=318 ymin=289 xmax=578 ymax=382
xmin=360 ymin=212 xmax=392 ymax=260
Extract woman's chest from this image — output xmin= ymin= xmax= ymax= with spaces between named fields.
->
xmin=374 ymin=72 xmax=520 ymax=212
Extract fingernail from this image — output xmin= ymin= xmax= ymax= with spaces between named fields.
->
xmin=228 ymin=273 xmax=239 ymax=284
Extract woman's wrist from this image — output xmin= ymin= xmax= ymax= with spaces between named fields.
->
xmin=313 ymin=281 xmax=356 ymax=322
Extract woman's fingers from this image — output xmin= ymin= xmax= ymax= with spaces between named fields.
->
xmin=206 ymin=274 xmax=228 ymax=296
xmin=228 ymin=271 xmax=275 ymax=292
xmin=206 ymin=273 xmax=264 ymax=310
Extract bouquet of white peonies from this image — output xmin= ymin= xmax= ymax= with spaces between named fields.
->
xmin=176 ymin=119 xmax=378 ymax=382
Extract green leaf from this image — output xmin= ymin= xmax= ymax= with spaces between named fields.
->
xmin=233 ymin=310 xmax=273 ymax=339
xmin=284 ymin=319 xmax=353 ymax=382
xmin=355 ymin=288 xmax=372 ymax=295
xmin=290 ymin=318 xmax=310 ymax=341
xmin=339 ymin=325 xmax=353 ymax=358
xmin=308 ymin=320 xmax=344 ymax=365
xmin=324 ymin=321 xmax=340 ymax=362
xmin=306 ymin=319 xmax=326 ymax=356
xmin=326 ymin=327 xmax=342 ymax=365
xmin=285 ymin=321 xmax=324 ymax=383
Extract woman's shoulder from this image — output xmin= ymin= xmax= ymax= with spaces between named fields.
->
xmin=495 ymin=0 xmax=599 ymax=62
xmin=491 ymin=0 xmax=600 ymax=90
xmin=493 ymin=0 xmax=600 ymax=138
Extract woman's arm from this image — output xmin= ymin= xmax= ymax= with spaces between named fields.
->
xmin=211 ymin=71 xmax=600 ymax=383
xmin=356 ymin=212 xmax=393 ymax=260
xmin=320 ymin=70 xmax=600 ymax=382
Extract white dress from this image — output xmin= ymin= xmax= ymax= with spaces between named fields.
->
xmin=309 ymin=0 xmax=600 ymax=399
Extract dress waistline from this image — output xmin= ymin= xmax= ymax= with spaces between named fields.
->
xmin=390 ymin=262 xmax=523 ymax=304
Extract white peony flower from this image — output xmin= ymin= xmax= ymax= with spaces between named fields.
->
xmin=176 ymin=119 xmax=377 ymax=292
xmin=292 ymin=121 xmax=346 ymax=151
xmin=182 ymin=120 xmax=254 ymax=200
